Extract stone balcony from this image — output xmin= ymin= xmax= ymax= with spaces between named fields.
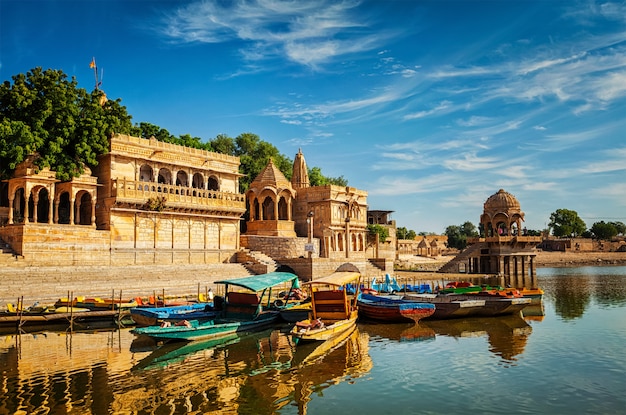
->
xmin=110 ymin=178 xmax=246 ymax=213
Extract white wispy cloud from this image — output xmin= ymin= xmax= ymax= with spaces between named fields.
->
xmin=161 ymin=0 xmax=389 ymax=68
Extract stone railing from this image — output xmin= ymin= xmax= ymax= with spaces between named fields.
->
xmin=111 ymin=178 xmax=246 ymax=211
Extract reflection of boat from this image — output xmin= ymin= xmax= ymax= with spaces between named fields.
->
xmin=133 ymin=334 xmax=241 ymax=370
xmin=291 ymin=324 xmax=358 ymax=366
xmin=131 ymin=272 xmax=299 ymax=342
xmin=359 ymin=321 xmax=436 ymax=343
xmin=130 ymin=303 xmax=217 ymax=327
xmin=357 ymin=293 xmax=435 ymax=323
xmin=521 ymin=301 xmax=545 ymax=321
xmin=291 ymin=272 xmax=360 ymax=343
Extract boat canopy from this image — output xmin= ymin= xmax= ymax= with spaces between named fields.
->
xmin=214 ymin=272 xmax=299 ymax=292
xmin=303 ymin=271 xmax=361 ymax=287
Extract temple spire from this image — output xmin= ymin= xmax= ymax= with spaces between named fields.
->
xmin=291 ymin=148 xmax=310 ymax=189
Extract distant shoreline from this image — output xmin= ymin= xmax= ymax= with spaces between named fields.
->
xmin=394 ymin=251 xmax=626 ymax=280
xmin=533 ymin=251 xmax=626 ymax=268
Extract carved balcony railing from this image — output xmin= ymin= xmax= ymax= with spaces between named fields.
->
xmin=111 ymin=178 xmax=246 ymax=213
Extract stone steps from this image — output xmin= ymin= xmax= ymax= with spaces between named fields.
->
xmin=0 ymin=263 xmax=253 ymax=308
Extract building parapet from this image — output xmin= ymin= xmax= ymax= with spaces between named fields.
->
xmin=112 ymin=178 xmax=246 ymax=212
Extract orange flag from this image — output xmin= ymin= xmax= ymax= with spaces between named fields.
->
xmin=90 ymin=58 xmax=96 ymax=68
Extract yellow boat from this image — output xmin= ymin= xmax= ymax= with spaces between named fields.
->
xmin=291 ymin=271 xmax=360 ymax=343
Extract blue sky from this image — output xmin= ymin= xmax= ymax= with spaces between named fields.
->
xmin=2 ymin=0 xmax=625 ymax=234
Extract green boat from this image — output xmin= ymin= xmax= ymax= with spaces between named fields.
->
xmin=131 ymin=272 xmax=300 ymax=342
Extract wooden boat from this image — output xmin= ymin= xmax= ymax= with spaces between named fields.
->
xmin=357 ymin=293 xmax=435 ymax=323
xmin=438 ymin=281 xmax=502 ymax=295
xmin=131 ymin=272 xmax=299 ymax=342
xmin=402 ymin=293 xmax=487 ymax=319
xmin=291 ymin=271 xmax=361 ymax=343
xmin=279 ymin=302 xmax=312 ymax=323
xmin=54 ymin=296 xmax=138 ymax=310
xmin=130 ymin=302 xmax=218 ymax=327
xmin=450 ymin=294 xmax=531 ymax=317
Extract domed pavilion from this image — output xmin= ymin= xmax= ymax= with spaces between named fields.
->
xmin=442 ymin=189 xmax=542 ymax=286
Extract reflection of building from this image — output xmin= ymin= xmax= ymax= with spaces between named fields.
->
xmin=0 ymin=328 xmax=372 ymax=414
xmin=440 ymin=189 xmax=542 ymax=284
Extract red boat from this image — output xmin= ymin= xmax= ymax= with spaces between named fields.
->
xmin=357 ymin=293 xmax=435 ymax=323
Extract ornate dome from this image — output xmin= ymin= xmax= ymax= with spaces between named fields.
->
xmin=484 ymin=189 xmax=521 ymax=212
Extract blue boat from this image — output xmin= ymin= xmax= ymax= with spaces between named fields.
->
xmin=371 ymin=274 xmax=402 ymax=293
xmin=131 ymin=272 xmax=300 ymax=342
xmin=130 ymin=302 xmax=217 ymax=327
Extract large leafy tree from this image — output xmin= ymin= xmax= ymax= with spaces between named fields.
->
xmin=590 ymin=221 xmax=619 ymax=240
xmin=0 ymin=67 xmax=135 ymax=180
xmin=396 ymin=226 xmax=417 ymax=240
xmin=235 ymin=133 xmax=292 ymax=192
xmin=548 ymin=209 xmax=587 ymax=237
xmin=1 ymin=68 xmax=346 ymax=192
xmin=445 ymin=221 xmax=479 ymax=250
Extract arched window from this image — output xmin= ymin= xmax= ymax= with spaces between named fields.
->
xmin=208 ymin=176 xmax=219 ymax=191
xmin=176 ymin=170 xmax=188 ymax=187
xmin=158 ymin=169 xmax=172 ymax=185
xmin=78 ymin=191 xmax=92 ymax=225
xmin=278 ymin=196 xmax=288 ymax=220
xmin=139 ymin=165 xmax=153 ymax=182
xmin=262 ymin=196 xmax=274 ymax=220
xmin=253 ymin=199 xmax=260 ymax=220
xmin=58 ymin=192 xmax=71 ymax=224
xmin=192 ymin=173 xmax=204 ymax=189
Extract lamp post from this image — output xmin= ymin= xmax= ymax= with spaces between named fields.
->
xmin=307 ymin=210 xmax=314 ymax=258
xmin=345 ymin=216 xmax=350 ymax=258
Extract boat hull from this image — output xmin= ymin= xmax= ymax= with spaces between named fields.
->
xmin=357 ymin=296 xmax=435 ymax=323
xmin=130 ymin=303 xmax=217 ymax=327
xmin=131 ymin=311 xmax=280 ymax=342
xmin=291 ymin=311 xmax=358 ymax=343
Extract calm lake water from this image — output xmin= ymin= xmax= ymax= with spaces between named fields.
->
xmin=1 ymin=266 xmax=625 ymax=415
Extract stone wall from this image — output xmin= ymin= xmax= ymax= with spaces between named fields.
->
xmin=241 ymin=235 xmax=319 ymax=259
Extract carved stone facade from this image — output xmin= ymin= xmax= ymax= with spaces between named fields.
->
xmin=0 ymin=134 xmax=247 ymax=265
xmin=240 ymin=150 xmax=393 ymax=279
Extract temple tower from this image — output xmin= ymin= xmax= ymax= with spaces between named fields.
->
xmin=291 ymin=148 xmax=310 ymax=189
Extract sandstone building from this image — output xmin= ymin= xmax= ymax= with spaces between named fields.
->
xmin=0 ymin=134 xmax=246 ymax=266
xmin=0 ymin=135 xmax=391 ymax=303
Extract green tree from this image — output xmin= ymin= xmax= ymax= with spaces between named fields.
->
xmin=367 ymin=224 xmax=389 ymax=243
xmin=590 ymin=221 xmax=618 ymax=240
xmin=209 ymin=134 xmax=236 ymax=155
xmin=396 ymin=227 xmax=416 ymax=240
xmin=609 ymin=221 xmax=626 ymax=236
xmin=548 ymin=209 xmax=587 ymax=237
xmin=308 ymin=166 xmax=348 ymax=186
xmin=0 ymin=67 xmax=134 ymax=180
xmin=235 ymin=133 xmax=292 ymax=192
xmin=444 ymin=221 xmax=479 ymax=250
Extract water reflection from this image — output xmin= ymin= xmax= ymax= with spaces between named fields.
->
xmin=537 ymin=266 xmax=626 ymax=319
xmin=422 ymin=314 xmax=532 ymax=363
xmin=0 ymin=325 xmax=372 ymax=414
